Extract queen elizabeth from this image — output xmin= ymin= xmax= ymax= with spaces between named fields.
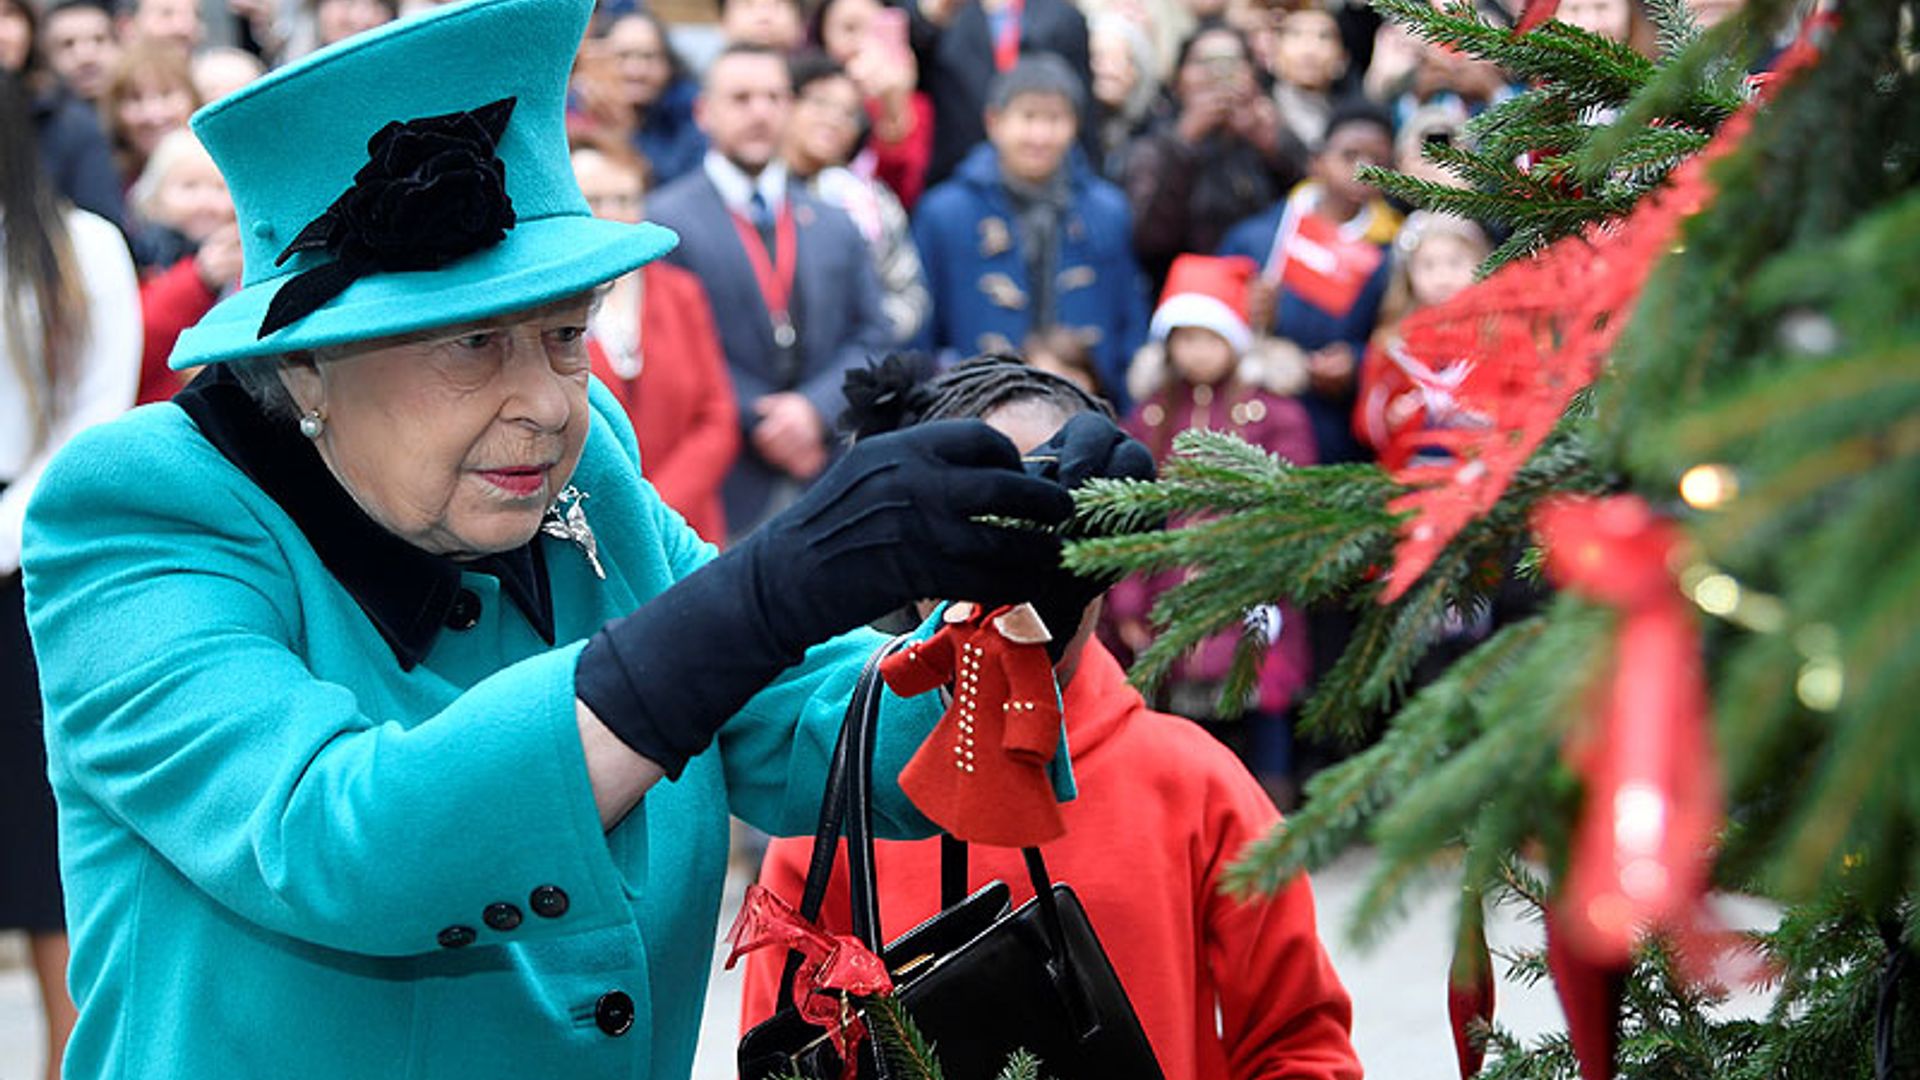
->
xmin=16 ymin=0 xmax=1149 ymax=1075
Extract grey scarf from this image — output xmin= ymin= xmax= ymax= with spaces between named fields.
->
xmin=1003 ymin=168 xmax=1073 ymax=332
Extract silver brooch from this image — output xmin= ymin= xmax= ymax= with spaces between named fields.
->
xmin=541 ymin=485 xmax=605 ymax=579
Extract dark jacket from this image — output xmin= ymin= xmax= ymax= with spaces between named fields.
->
xmin=646 ymin=169 xmax=892 ymax=532
xmin=632 ymin=78 xmax=706 ymax=188
xmin=1123 ymin=121 xmax=1306 ymax=294
xmin=32 ymin=85 xmax=126 ymax=232
xmin=911 ymin=143 xmax=1147 ymax=412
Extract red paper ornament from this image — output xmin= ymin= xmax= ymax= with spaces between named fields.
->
xmin=1377 ymin=87 xmax=1779 ymax=605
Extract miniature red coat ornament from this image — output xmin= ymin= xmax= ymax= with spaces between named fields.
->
xmin=880 ymin=602 xmax=1066 ymax=847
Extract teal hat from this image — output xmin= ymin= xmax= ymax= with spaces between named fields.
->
xmin=169 ymin=0 xmax=678 ymax=370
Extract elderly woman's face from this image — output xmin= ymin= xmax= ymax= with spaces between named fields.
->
xmin=282 ymin=296 xmax=597 ymax=559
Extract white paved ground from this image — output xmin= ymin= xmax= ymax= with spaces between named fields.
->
xmin=0 ymin=849 xmax=1772 ymax=1079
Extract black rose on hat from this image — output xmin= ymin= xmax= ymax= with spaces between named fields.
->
xmin=258 ymin=97 xmax=518 ymax=338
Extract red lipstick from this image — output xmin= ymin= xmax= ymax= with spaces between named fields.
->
xmin=479 ymin=466 xmax=548 ymax=497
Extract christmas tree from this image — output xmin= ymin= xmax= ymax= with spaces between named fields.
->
xmin=1064 ymin=0 xmax=1920 ymax=1073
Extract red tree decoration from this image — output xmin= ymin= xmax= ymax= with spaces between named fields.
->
xmin=1376 ymin=107 xmax=1758 ymax=604
xmin=1537 ymin=496 xmax=1721 ymax=960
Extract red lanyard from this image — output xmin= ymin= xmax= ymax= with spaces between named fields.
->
xmin=730 ymin=201 xmax=799 ymax=346
xmin=992 ymin=0 xmax=1024 ymax=72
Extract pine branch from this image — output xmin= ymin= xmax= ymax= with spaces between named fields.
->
xmin=1222 ymin=616 xmax=1550 ymax=898
xmin=865 ymin=994 xmax=945 ymax=1080
xmin=1374 ymin=0 xmax=1656 ymax=105
xmin=1346 ymin=600 xmax=1611 ymax=945
xmin=1641 ymin=0 xmax=1700 ymax=59
xmin=1461 ymin=85 xmax=1581 ymax=153
xmin=1589 ymin=124 xmax=1714 ymax=182
xmin=993 ymin=1050 xmax=1047 ymax=1080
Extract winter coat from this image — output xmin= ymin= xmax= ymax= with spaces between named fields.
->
xmin=1108 ymin=367 xmax=1317 ymax=714
xmin=911 ymin=143 xmax=1149 ymax=412
xmin=30 ymin=84 xmax=126 ymax=233
xmin=20 ymin=373 xmax=953 ymax=1080
xmin=881 ymin=602 xmax=1066 ymax=847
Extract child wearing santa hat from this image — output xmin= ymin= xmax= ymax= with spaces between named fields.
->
xmin=1106 ymin=253 xmax=1318 ymax=804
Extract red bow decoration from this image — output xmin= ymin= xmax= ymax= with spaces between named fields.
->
xmin=726 ymin=884 xmax=895 ymax=1077
xmin=1536 ymin=495 xmax=1724 ymax=975
xmin=1532 ymin=496 xmax=1726 ymax=1078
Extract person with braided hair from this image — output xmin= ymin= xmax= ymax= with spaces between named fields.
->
xmin=743 ymin=353 xmax=1363 ymax=1080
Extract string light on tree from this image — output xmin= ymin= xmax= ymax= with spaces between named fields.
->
xmin=1676 ymin=562 xmax=1786 ymax=633
xmin=1792 ymin=624 xmax=1845 ymax=712
xmin=1678 ymin=464 xmax=1739 ymax=510
xmin=1776 ymin=308 xmax=1841 ymax=356
xmin=1688 ymin=571 xmax=1742 ymax=617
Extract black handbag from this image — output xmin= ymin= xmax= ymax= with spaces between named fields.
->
xmin=738 ymin=635 xmax=1166 ymax=1080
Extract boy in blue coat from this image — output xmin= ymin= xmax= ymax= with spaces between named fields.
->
xmin=911 ymin=54 xmax=1148 ymax=413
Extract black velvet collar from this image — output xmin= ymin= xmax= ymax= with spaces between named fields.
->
xmin=175 ymin=366 xmax=556 ymax=670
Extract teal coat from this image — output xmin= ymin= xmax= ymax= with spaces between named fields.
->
xmin=21 ymin=381 xmax=966 ymax=1079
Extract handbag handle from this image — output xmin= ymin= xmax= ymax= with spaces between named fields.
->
xmin=779 ymin=633 xmax=1098 ymax=1050
xmin=777 ymin=634 xmax=911 ymax=1009
xmin=936 ymin=838 xmax=1100 ymax=1041
xmin=839 ymin=664 xmax=1098 ymax=1040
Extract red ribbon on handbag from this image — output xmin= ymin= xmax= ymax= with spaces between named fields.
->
xmin=726 ymin=884 xmax=895 ymax=1078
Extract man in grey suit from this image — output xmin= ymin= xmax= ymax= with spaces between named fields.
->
xmin=648 ymin=45 xmax=893 ymax=538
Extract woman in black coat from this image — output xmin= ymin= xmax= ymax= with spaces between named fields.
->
xmin=1122 ymin=21 xmax=1306 ymax=294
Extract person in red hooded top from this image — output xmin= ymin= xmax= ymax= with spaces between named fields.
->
xmin=741 ymin=354 xmax=1361 ymax=1080
xmin=571 ymin=138 xmax=739 ymax=543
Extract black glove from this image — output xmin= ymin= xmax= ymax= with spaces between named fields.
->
xmin=1020 ymin=413 xmax=1157 ymax=656
xmin=576 ymin=420 xmax=1074 ymax=777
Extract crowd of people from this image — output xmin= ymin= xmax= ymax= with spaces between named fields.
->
xmin=2 ymin=0 xmax=1749 ymax=1073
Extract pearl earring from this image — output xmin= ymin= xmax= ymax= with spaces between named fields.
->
xmin=298 ymin=410 xmax=325 ymax=439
